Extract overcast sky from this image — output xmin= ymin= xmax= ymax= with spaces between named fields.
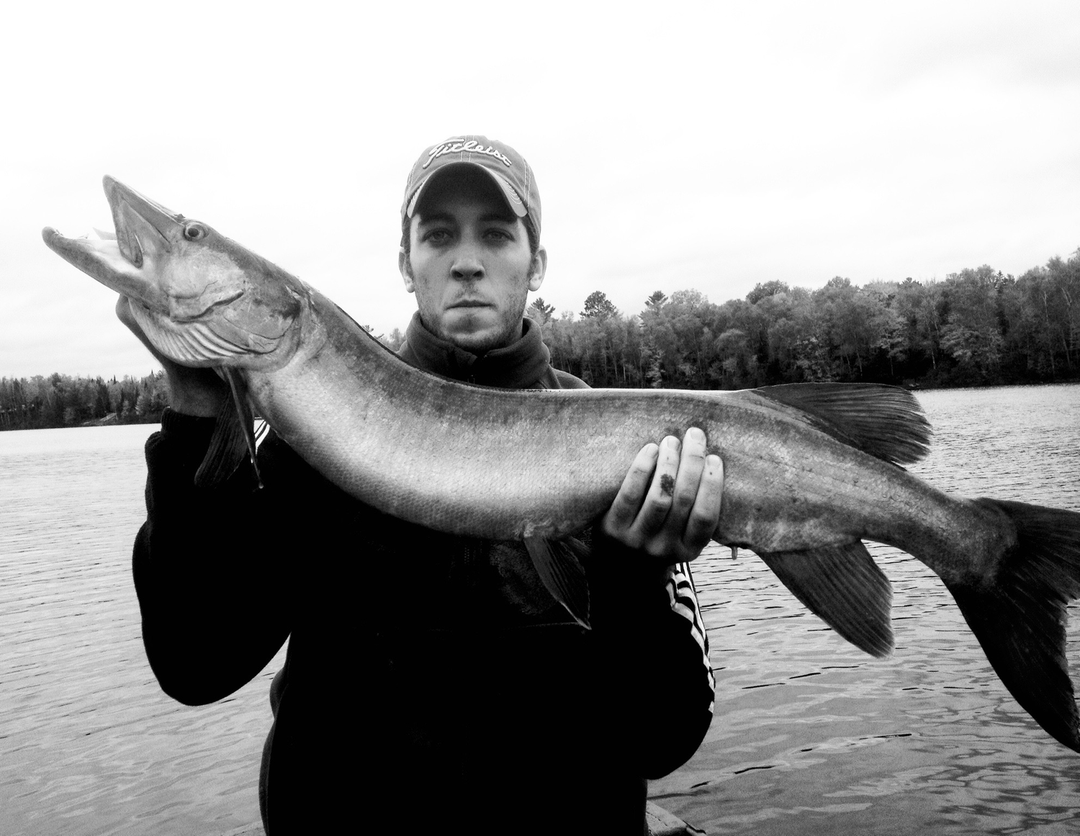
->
xmin=4 ymin=1 xmax=1078 ymax=379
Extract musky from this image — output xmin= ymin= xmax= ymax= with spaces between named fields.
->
xmin=4 ymin=1 xmax=1078 ymax=379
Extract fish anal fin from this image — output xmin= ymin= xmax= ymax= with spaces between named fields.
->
xmin=755 ymin=383 xmax=931 ymax=466
xmin=193 ymin=369 xmax=262 ymax=489
xmin=944 ymin=498 xmax=1080 ymax=752
xmin=757 ymin=541 xmax=894 ymax=658
xmin=524 ymin=536 xmax=591 ymax=630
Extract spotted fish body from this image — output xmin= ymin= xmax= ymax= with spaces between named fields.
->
xmin=43 ymin=177 xmax=1080 ymax=753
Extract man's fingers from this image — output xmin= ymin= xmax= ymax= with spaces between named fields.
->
xmin=115 ymin=295 xmax=139 ymax=333
xmin=115 ymin=293 xmax=230 ymax=416
xmin=634 ymin=428 xmax=708 ymax=537
xmin=603 ymin=429 xmax=724 ymax=562
xmin=681 ymin=453 xmax=724 ymax=555
xmin=603 ymin=442 xmax=660 ymax=534
xmin=603 ymin=433 xmax=687 ymax=541
xmin=115 ymin=295 xmax=156 ymax=355
xmin=667 ymin=427 xmax=708 ymax=521
xmin=630 ymin=434 xmax=682 ymax=537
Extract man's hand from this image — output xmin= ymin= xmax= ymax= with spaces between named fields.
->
xmin=600 ymin=427 xmax=724 ymax=565
xmin=115 ymin=296 xmax=229 ymax=417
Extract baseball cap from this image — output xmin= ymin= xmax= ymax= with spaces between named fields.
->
xmin=401 ymin=135 xmax=541 ymax=239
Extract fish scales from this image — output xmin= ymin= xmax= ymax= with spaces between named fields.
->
xmin=41 ymin=176 xmax=1080 ymax=755
xmin=250 ymin=295 xmax=937 ymax=548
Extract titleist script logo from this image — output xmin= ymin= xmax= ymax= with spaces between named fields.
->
xmin=423 ymin=139 xmax=513 ymax=169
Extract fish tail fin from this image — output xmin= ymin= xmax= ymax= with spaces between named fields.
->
xmin=944 ymin=498 xmax=1080 ymax=752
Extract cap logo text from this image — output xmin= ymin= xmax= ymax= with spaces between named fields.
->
xmin=423 ymin=139 xmax=512 ymax=169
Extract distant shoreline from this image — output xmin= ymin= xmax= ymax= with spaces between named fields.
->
xmin=3 ymin=379 xmax=1079 ymax=434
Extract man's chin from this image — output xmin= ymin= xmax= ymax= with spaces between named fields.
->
xmin=449 ymin=330 xmax=502 ymax=353
xmin=440 ymin=311 xmax=514 ymax=353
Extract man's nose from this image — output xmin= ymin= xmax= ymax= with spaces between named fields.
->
xmin=451 ymin=246 xmax=484 ymax=281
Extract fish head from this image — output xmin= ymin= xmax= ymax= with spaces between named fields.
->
xmin=42 ymin=176 xmax=307 ymax=370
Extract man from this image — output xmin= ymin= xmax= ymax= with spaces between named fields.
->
xmin=124 ymin=136 xmax=723 ymax=835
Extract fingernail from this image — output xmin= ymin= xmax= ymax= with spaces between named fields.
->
xmin=688 ymin=427 xmax=705 ymax=443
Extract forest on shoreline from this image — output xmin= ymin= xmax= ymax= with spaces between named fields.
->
xmin=523 ymin=249 xmax=1079 ymax=391
xmin=0 ymin=371 xmax=169 ymax=431
xmin=3 ymin=249 xmax=1077 ymax=431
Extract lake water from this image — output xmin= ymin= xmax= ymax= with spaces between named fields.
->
xmin=1 ymin=384 xmax=1079 ymax=834
xmin=652 ymin=384 xmax=1080 ymax=834
xmin=1 ymin=424 xmax=285 ymax=835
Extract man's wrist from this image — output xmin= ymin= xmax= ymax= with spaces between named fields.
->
xmin=163 ymin=366 xmax=229 ymax=417
xmin=167 ymin=388 xmax=226 ymax=417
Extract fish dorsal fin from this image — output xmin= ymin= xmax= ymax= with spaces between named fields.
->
xmin=757 ymin=542 xmax=894 ymax=658
xmin=524 ymin=536 xmax=591 ymax=630
xmin=756 ymin=383 xmax=930 ymax=466
xmin=194 ymin=369 xmax=263 ymax=489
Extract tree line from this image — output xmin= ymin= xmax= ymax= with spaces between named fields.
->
xmin=4 ymin=248 xmax=1077 ymax=431
xmin=526 ymin=249 xmax=1080 ymax=390
xmin=0 ymin=372 xmax=169 ymax=431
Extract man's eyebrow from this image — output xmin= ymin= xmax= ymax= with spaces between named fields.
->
xmin=415 ymin=211 xmax=455 ymax=226
xmin=478 ymin=208 xmax=518 ymax=224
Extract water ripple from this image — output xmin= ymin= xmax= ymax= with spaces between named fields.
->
xmin=4 ymin=387 xmax=1080 ymax=834
xmin=0 ymin=426 xmax=285 ymax=835
xmin=652 ymin=384 xmax=1080 ymax=834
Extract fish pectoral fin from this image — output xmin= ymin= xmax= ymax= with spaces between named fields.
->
xmin=524 ymin=536 xmax=591 ymax=630
xmin=757 ymin=542 xmax=894 ymax=658
xmin=755 ymin=383 xmax=930 ymax=466
xmin=194 ymin=369 xmax=263 ymax=489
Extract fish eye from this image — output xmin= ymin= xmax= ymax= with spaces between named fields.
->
xmin=183 ymin=222 xmax=209 ymax=241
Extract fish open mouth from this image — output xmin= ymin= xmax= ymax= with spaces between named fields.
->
xmin=44 ymin=176 xmax=301 ymax=363
xmin=42 ymin=177 xmax=186 ymax=307
xmin=41 ymin=223 xmax=153 ymax=301
xmin=107 ymin=177 xmax=179 ymax=268
xmin=115 ymin=209 xmax=146 ymax=268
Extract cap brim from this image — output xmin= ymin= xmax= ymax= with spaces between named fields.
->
xmin=405 ymin=162 xmax=528 ymax=220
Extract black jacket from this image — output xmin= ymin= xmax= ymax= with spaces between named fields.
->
xmin=132 ymin=315 xmax=714 ymax=835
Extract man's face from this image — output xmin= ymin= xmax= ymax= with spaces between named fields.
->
xmin=400 ymin=167 xmax=546 ymax=353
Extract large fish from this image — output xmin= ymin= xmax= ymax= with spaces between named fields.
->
xmin=43 ymin=177 xmax=1080 ymax=752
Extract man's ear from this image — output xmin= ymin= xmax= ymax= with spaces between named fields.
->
xmin=399 ymin=248 xmax=416 ymax=293
xmin=528 ymin=245 xmax=548 ymax=293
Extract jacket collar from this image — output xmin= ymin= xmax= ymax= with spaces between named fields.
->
xmin=398 ymin=312 xmax=552 ymax=388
